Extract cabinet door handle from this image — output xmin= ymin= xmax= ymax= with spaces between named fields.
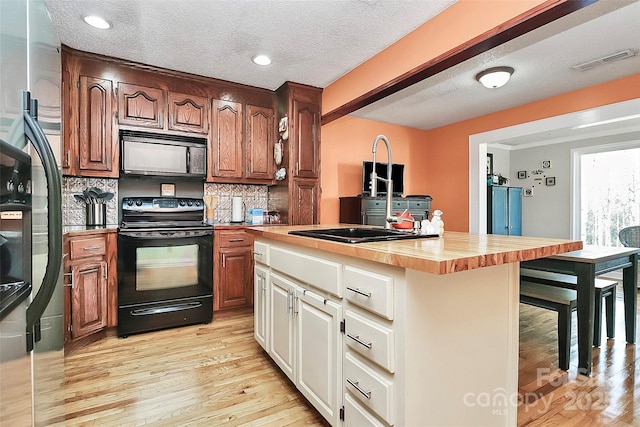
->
xmin=253 ymin=251 xmax=263 ymax=256
xmin=261 ymin=276 xmax=266 ymax=293
xmin=293 ymin=295 xmax=299 ymax=316
xmin=81 ymin=267 xmax=99 ymax=274
xmin=229 ymin=238 xmax=244 ymax=242
xmin=82 ymin=245 xmax=102 ymax=251
xmin=287 ymin=290 xmax=293 ymax=314
xmin=346 ymin=286 xmax=372 ymax=298
xmin=63 ymin=271 xmax=74 ymax=288
xmin=222 ymin=254 xmax=226 ymax=268
xmin=347 ymin=333 xmax=373 ymax=349
xmin=347 ymin=378 xmax=372 ymax=399
xmin=102 ymin=261 xmax=107 ymax=279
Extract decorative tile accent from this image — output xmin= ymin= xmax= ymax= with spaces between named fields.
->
xmin=62 ymin=177 xmax=119 ymax=226
xmin=204 ymin=183 xmax=268 ymax=223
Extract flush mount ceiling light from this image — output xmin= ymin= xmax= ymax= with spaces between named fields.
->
xmin=83 ymin=15 xmax=111 ymax=29
xmin=475 ymin=66 xmax=514 ymax=89
xmin=252 ymin=55 xmax=271 ymax=66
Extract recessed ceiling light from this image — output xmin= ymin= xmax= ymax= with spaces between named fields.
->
xmin=252 ymin=55 xmax=271 ymax=66
xmin=83 ymin=15 xmax=111 ymax=30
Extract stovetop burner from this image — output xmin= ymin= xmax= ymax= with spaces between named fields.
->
xmin=121 ymin=197 xmax=207 ymax=229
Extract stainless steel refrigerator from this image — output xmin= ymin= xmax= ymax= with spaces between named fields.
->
xmin=0 ymin=0 xmax=64 ymax=425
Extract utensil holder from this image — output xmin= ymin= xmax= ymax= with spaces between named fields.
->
xmin=86 ymin=204 xmax=106 ymax=226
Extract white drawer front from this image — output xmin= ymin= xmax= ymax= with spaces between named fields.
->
xmin=344 ymin=265 xmax=393 ymax=320
xmin=253 ymin=241 xmax=270 ymax=265
xmin=345 ymin=310 xmax=395 ymax=373
xmin=344 ymin=392 xmax=385 ymax=427
xmin=344 ymin=352 xmax=394 ymax=425
xmin=270 ymin=246 xmax=342 ymax=297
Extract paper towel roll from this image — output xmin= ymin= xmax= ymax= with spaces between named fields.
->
xmin=231 ymin=196 xmax=244 ymax=222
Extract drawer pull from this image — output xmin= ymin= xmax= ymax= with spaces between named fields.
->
xmin=253 ymin=251 xmax=263 ymax=256
xmin=82 ymin=245 xmax=102 ymax=250
xmin=346 ymin=286 xmax=372 ymax=298
xmin=347 ymin=378 xmax=372 ymax=399
xmin=80 ymin=267 xmax=99 ymax=274
xmin=229 ymin=238 xmax=244 ymax=242
xmin=347 ymin=333 xmax=373 ymax=349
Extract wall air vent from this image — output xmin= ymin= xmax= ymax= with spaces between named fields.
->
xmin=572 ymin=49 xmax=636 ymax=72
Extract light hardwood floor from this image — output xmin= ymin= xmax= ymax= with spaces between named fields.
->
xmin=59 ymin=289 xmax=639 ymax=426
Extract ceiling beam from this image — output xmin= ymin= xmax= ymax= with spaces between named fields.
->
xmin=321 ymin=0 xmax=598 ymax=126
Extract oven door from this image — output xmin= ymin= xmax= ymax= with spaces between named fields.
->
xmin=117 ymin=228 xmax=213 ymax=336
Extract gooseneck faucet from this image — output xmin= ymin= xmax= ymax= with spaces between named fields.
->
xmin=370 ymin=135 xmax=397 ymax=229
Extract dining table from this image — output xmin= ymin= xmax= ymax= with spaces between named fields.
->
xmin=521 ymin=245 xmax=639 ymax=376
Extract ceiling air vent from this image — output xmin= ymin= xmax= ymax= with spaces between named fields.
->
xmin=572 ymin=49 xmax=636 ymax=72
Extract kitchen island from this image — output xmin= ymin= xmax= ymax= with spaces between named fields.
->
xmin=246 ymin=225 xmax=582 ymax=427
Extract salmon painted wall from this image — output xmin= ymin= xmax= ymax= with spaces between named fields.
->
xmin=320 ymin=117 xmax=430 ymax=223
xmin=421 ymin=74 xmax=640 ymax=232
xmin=320 ymin=75 xmax=640 ymax=227
xmin=322 ymin=0 xmax=550 ymax=114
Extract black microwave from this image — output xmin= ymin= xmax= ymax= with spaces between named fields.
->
xmin=120 ymin=131 xmax=207 ymax=178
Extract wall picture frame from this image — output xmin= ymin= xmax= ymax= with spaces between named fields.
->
xmin=517 ymin=170 xmax=527 ymax=179
xmin=487 ymin=153 xmax=493 ymax=175
xmin=545 ymin=176 xmax=556 ymax=186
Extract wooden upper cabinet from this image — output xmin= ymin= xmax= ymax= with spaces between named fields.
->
xmin=78 ymin=75 xmax=117 ymax=177
xmin=117 ymin=83 xmax=165 ymax=128
xmin=210 ymin=99 xmax=243 ymax=179
xmin=168 ymin=92 xmax=209 ymax=134
xmin=246 ymin=105 xmax=274 ymax=180
xmin=292 ymin=99 xmax=320 ymax=179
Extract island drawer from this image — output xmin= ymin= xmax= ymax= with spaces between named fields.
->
xmin=344 ymin=392 xmax=385 ymax=427
xmin=270 ymin=246 xmax=341 ymax=297
xmin=345 ymin=310 xmax=395 ymax=373
xmin=344 ymin=352 xmax=394 ymax=425
xmin=344 ymin=265 xmax=393 ymax=320
xmin=253 ymin=240 xmax=269 ymax=265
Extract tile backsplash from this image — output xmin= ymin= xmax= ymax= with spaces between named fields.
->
xmin=205 ymin=183 xmax=268 ymax=223
xmin=62 ymin=179 xmax=269 ymax=225
xmin=63 ymin=177 xmax=119 ymax=226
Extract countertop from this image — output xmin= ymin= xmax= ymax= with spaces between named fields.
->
xmin=245 ymin=224 xmax=583 ymax=275
xmin=63 ymin=224 xmax=119 ymax=236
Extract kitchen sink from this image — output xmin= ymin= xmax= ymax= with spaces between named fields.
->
xmin=288 ymin=227 xmax=438 ymax=244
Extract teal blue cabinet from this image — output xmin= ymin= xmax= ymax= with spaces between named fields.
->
xmin=488 ymin=186 xmax=522 ymax=235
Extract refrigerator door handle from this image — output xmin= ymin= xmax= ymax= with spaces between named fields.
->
xmin=22 ymin=91 xmax=63 ymax=352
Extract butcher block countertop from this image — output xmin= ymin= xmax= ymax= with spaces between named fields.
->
xmin=246 ymin=224 xmax=583 ymax=275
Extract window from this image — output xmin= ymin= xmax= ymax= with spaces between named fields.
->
xmin=574 ymin=144 xmax=639 ymax=246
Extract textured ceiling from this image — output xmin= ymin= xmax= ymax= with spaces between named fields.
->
xmin=43 ymin=0 xmax=455 ymax=90
xmin=43 ymin=0 xmax=640 ymax=135
xmin=352 ymin=0 xmax=640 ymax=133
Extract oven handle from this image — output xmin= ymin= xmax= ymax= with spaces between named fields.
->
xmin=129 ymin=302 xmax=203 ymax=316
xmin=118 ymin=230 xmax=213 ymax=239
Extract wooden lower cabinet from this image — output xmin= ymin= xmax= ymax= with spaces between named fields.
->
xmin=70 ymin=260 xmax=107 ymax=338
xmin=64 ymin=231 xmax=117 ymax=343
xmin=214 ymin=229 xmax=254 ymax=311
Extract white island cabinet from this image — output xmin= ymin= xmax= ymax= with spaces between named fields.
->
xmin=250 ymin=226 xmax=582 ymax=427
